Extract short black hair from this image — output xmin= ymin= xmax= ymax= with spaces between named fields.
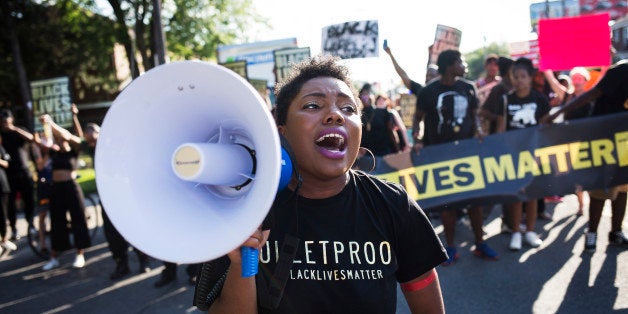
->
xmin=512 ymin=57 xmax=535 ymax=77
xmin=274 ymin=54 xmax=358 ymax=126
xmin=436 ymin=49 xmax=461 ymax=75
xmin=497 ymin=56 xmax=514 ymax=77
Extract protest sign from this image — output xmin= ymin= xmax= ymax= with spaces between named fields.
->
xmin=321 ymin=20 xmax=378 ymax=59
xmin=217 ymin=38 xmax=297 ymax=88
xmin=510 ymin=39 xmax=540 ymax=68
xmin=362 ymin=112 xmax=628 ymax=210
xmin=220 ymin=60 xmax=248 ymax=80
xmin=273 ymin=47 xmax=311 ymax=84
xmin=428 ymin=24 xmax=462 ymax=65
xmin=538 ymin=13 xmax=611 ymax=71
xmin=30 ymin=76 xmax=73 ymax=131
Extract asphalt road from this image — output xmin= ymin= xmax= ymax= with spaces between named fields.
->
xmin=0 ymin=194 xmax=626 ymax=313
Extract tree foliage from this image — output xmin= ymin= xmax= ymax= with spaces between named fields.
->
xmin=101 ymin=0 xmax=268 ymax=74
xmin=0 ymin=0 xmax=119 ymax=108
xmin=463 ymin=42 xmax=511 ymax=81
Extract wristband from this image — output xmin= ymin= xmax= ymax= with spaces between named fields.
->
xmin=400 ymin=269 xmax=436 ymax=292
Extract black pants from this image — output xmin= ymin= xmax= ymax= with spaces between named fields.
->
xmin=7 ymin=171 xmax=35 ymax=230
xmin=0 ymin=193 xmax=9 ymax=239
xmin=49 ymin=180 xmax=91 ymax=252
xmin=102 ymin=208 xmax=145 ymax=262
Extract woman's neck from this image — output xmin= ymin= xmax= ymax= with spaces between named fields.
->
xmin=292 ymin=172 xmax=349 ymax=199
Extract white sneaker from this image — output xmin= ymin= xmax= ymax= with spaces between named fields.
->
xmin=525 ymin=231 xmax=543 ymax=248
xmin=510 ymin=232 xmax=522 ymax=251
xmin=73 ymin=254 xmax=85 ymax=268
xmin=43 ymin=258 xmax=60 ymax=271
xmin=1 ymin=240 xmax=17 ymax=251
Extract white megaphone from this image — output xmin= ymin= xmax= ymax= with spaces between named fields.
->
xmin=95 ymin=61 xmax=292 ymax=276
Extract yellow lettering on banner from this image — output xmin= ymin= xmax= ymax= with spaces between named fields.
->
xmin=590 ymin=139 xmax=616 ymax=166
xmin=535 ymin=145 xmax=570 ymax=174
xmin=569 ymin=142 xmax=592 ymax=170
xmin=377 ymin=156 xmax=485 ymax=200
xmin=483 ymin=155 xmax=516 ymax=183
xmin=517 ymin=151 xmax=541 ymax=178
xmin=616 ymin=131 xmax=628 ymax=167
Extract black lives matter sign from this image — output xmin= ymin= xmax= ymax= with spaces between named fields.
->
xmin=322 ymin=20 xmax=379 ymax=59
xmin=30 ymin=77 xmax=73 ymax=131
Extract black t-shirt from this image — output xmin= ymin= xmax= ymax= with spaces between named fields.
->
xmin=504 ymin=89 xmax=551 ymax=130
xmin=258 ymin=170 xmax=446 ymax=314
xmin=361 ymin=108 xmax=397 ymax=156
xmin=591 ymin=61 xmax=628 ymax=117
xmin=417 ymin=78 xmax=479 ymax=145
xmin=0 ymin=129 xmax=31 ymax=175
xmin=483 ymin=82 xmax=512 ymax=134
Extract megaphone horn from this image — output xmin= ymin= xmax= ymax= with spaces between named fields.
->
xmin=95 ymin=61 xmax=285 ymax=268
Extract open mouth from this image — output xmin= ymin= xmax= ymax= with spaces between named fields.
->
xmin=315 ymin=132 xmax=347 ymax=152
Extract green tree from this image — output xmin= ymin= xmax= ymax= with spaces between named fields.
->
xmin=464 ymin=42 xmax=511 ymax=81
xmin=99 ymin=0 xmax=268 ymax=76
xmin=0 ymin=0 xmax=119 ymax=124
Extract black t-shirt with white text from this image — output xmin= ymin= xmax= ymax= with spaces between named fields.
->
xmin=504 ymin=89 xmax=551 ymax=130
xmin=416 ymin=79 xmax=479 ymax=145
xmin=258 ymin=170 xmax=446 ymax=314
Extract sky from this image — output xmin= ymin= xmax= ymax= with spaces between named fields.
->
xmin=252 ymin=0 xmax=541 ymax=89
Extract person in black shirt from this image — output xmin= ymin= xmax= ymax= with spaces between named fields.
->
xmin=0 ymin=109 xmax=36 ymax=240
xmin=413 ymin=49 xmax=498 ymax=266
xmin=207 ymin=55 xmax=447 ymax=313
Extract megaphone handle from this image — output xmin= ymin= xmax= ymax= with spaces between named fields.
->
xmin=240 ymin=246 xmax=258 ymax=277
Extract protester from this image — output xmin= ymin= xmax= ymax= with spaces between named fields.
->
xmin=411 ymin=49 xmax=498 ymax=265
xmin=543 ymin=66 xmax=597 ymax=216
xmin=360 ymin=94 xmax=409 ymax=157
xmin=476 ymin=53 xmax=501 ymax=108
xmin=204 ymin=54 xmax=447 ymax=313
xmin=0 ymin=135 xmax=15 ymax=254
xmin=31 ymin=133 xmax=53 ymax=257
xmin=38 ymin=111 xmax=92 ymax=270
xmin=542 ymin=60 xmax=628 ymax=252
xmin=0 ymin=109 xmax=36 ymax=241
xmin=493 ymin=57 xmax=550 ymax=251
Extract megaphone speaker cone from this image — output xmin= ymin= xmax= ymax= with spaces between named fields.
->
xmin=95 ymin=61 xmax=281 ymax=264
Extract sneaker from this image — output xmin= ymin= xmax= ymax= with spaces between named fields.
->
xmin=73 ymin=254 xmax=86 ymax=268
xmin=524 ymin=231 xmax=543 ymax=248
xmin=43 ymin=258 xmax=60 ymax=271
xmin=441 ymin=247 xmax=459 ymax=266
xmin=0 ymin=240 xmax=17 ymax=251
xmin=473 ymin=243 xmax=499 ymax=260
xmin=608 ymin=231 xmax=628 ymax=247
xmin=584 ymin=232 xmax=597 ymax=252
xmin=510 ymin=232 xmax=522 ymax=251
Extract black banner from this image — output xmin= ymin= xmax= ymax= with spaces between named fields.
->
xmin=363 ymin=112 xmax=628 ymax=209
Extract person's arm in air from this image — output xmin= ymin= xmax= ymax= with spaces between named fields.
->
xmin=71 ymin=104 xmax=84 ymax=140
xmin=402 ymin=269 xmax=445 ymax=314
xmin=543 ymin=69 xmax=567 ymax=104
xmin=41 ymin=114 xmax=82 ymax=150
xmin=4 ymin=124 xmax=34 ymax=142
xmin=384 ymin=46 xmax=412 ymax=90
xmin=208 ymin=228 xmax=269 ymax=314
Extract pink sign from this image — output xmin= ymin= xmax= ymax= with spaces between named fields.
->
xmin=538 ymin=13 xmax=611 ymax=71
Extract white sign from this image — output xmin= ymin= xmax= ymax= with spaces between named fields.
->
xmin=322 ymin=20 xmax=379 ymax=59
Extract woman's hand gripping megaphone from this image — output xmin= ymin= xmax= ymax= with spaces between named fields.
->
xmin=227 ymin=226 xmax=270 ymax=277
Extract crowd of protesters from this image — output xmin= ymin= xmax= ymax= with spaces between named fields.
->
xmin=0 ymin=48 xmax=625 ymax=307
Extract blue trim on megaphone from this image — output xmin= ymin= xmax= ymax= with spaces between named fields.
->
xmin=278 ymin=147 xmax=293 ymax=191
